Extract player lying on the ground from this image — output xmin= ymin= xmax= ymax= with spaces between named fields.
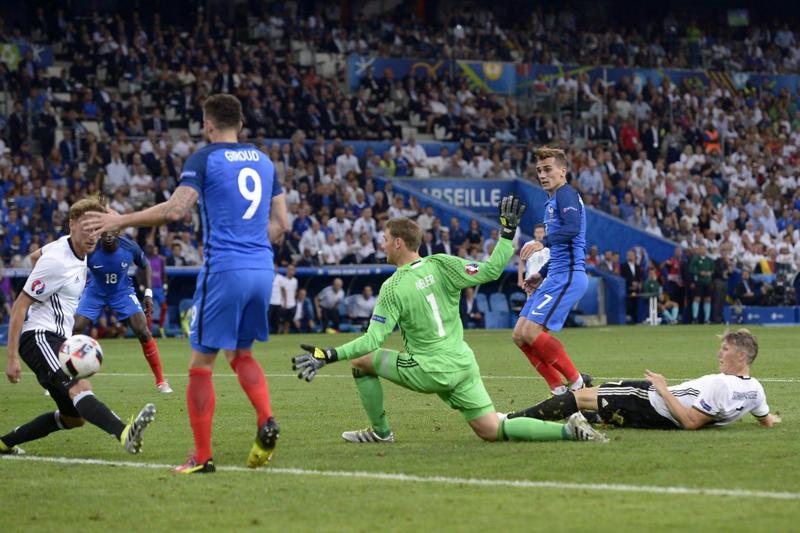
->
xmin=507 ymin=329 xmax=781 ymax=430
xmin=72 ymin=229 xmax=172 ymax=393
xmin=292 ymin=198 xmax=608 ymax=444
xmin=2 ymin=197 xmax=155 ymax=457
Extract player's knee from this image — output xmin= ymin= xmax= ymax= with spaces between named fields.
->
xmin=511 ymin=328 xmax=524 ymax=346
xmin=60 ymin=415 xmax=85 ymax=429
xmin=136 ymin=330 xmax=151 ymax=343
xmin=351 ymin=355 xmax=374 ymax=375
xmin=473 ymin=423 xmax=498 ymax=442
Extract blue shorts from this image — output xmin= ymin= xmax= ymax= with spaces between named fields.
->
xmin=520 ymin=270 xmax=588 ymax=332
xmin=77 ymin=286 xmax=143 ymax=323
xmin=189 ymin=269 xmax=274 ymax=354
xmin=150 ymin=287 xmax=166 ymax=305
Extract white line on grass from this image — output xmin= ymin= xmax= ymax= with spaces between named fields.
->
xmin=3 ymin=454 xmax=799 ymax=501
xmin=65 ymin=372 xmax=800 ymax=383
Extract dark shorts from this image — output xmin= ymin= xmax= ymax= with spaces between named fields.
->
xmin=597 ymin=380 xmax=679 ymax=429
xmin=282 ymin=306 xmax=297 ymax=323
xmin=693 ymin=283 xmax=712 ymax=298
xmin=19 ymin=330 xmax=80 ymax=418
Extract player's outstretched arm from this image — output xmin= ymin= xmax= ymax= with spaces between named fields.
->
xmin=434 ymin=195 xmax=526 ymax=291
xmin=83 ymin=186 xmax=200 ymax=236
xmin=292 ymin=345 xmax=339 ymax=382
xmin=292 ymin=286 xmax=399 ymax=381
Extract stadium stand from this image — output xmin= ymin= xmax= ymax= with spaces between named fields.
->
xmin=0 ymin=2 xmax=799 ymax=333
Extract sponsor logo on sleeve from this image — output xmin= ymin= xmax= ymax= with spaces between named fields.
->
xmin=562 ymin=206 xmax=578 ymax=213
xmin=371 ymin=315 xmax=386 ymax=323
xmin=465 ymin=263 xmax=480 ymax=275
xmin=179 ymin=170 xmax=197 ymax=181
xmin=699 ymin=399 xmax=713 ymax=412
xmin=31 ymin=279 xmax=45 ymax=295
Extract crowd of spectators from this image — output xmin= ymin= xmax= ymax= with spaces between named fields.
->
xmin=0 ymin=5 xmax=799 ymax=327
xmin=249 ymin=4 xmax=800 ymax=73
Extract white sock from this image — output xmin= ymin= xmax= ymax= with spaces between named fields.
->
xmin=552 ymin=385 xmax=568 ymax=395
xmin=569 ymin=375 xmax=584 ymax=391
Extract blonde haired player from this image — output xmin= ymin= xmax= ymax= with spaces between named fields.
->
xmin=2 ymin=196 xmax=155 ymax=456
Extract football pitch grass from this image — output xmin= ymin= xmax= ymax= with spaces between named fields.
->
xmin=1 ymin=325 xmax=798 ymax=532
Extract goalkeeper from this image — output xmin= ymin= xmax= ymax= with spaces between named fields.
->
xmin=292 ymin=196 xmax=607 ymax=444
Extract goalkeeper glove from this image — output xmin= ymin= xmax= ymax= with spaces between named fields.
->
xmin=498 ymin=194 xmax=527 ymax=239
xmin=292 ymin=344 xmax=339 ymax=382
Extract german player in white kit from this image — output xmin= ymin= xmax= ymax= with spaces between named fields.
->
xmin=517 ymin=223 xmax=550 ymax=295
xmin=508 ymin=329 xmax=781 ymax=430
xmin=1 ymin=197 xmax=156 ymax=456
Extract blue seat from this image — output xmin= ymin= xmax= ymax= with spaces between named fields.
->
xmin=509 ymin=291 xmax=527 ymax=310
xmin=475 ymin=293 xmax=488 ymax=314
xmin=485 ymin=311 xmax=510 ymax=329
xmin=489 ymin=293 xmax=509 ymax=312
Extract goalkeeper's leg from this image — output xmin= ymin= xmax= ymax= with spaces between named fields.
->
xmin=349 ymin=354 xmax=392 ymax=439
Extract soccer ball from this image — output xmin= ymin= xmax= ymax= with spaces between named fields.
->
xmin=59 ymin=334 xmax=104 ymax=379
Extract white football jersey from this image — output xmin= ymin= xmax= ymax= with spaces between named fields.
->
xmin=22 ymin=236 xmax=87 ymax=338
xmin=649 ymin=374 xmax=769 ymax=428
xmin=523 ymin=239 xmax=550 ymax=278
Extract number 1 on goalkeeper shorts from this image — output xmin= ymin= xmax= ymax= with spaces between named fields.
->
xmin=426 ymin=293 xmax=446 ymax=337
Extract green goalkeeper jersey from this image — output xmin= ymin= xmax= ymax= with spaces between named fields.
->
xmin=336 ymin=238 xmax=513 ymax=372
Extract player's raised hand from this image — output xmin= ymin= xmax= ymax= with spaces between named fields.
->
xmin=292 ymin=344 xmax=338 ymax=382
xmin=82 ymin=210 xmax=123 ymax=239
xmin=498 ymin=195 xmax=527 ymax=239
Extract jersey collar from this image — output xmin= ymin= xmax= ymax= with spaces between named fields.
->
xmin=67 ymin=237 xmax=86 ymax=261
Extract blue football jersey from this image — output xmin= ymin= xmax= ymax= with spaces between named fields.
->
xmin=86 ymin=236 xmax=148 ymax=296
xmin=541 ymin=184 xmax=586 ymax=273
xmin=179 ymin=143 xmax=281 ymax=273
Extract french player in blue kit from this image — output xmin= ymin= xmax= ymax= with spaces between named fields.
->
xmin=84 ymin=94 xmax=289 ymax=474
xmin=74 ymin=230 xmax=172 ymax=393
xmin=512 ymin=147 xmax=590 ymax=396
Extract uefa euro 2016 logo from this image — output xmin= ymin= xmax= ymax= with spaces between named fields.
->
xmin=31 ymin=279 xmax=45 ymax=295
xmin=482 ymin=63 xmax=503 ymax=81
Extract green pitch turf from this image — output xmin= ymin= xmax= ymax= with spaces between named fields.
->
xmin=1 ymin=326 xmax=798 ymax=532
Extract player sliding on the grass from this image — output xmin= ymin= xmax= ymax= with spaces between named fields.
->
xmin=514 ymin=147 xmax=591 ymax=396
xmin=2 ymin=197 xmax=155 ymax=457
xmin=507 ymin=328 xmax=781 ymax=430
xmin=72 ymin=229 xmax=172 ymax=394
xmin=292 ymin=198 xmax=608 ymax=444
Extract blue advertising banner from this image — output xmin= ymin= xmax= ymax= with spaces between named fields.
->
xmin=402 ymin=178 xmax=517 ymax=214
xmin=738 ymin=306 xmax=798 ymax=325
xmin=0 ymin=43 xmax=54 ymax=69
xmin=456 ymin=61 xmax=516 ymax=94
xmin=353 ymin=54 xmax=799 ymax=97
xmin=348 ymin=55 xmax=452 ymax=91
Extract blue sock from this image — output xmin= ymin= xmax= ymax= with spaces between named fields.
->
xmin=670 ymin=307 xmax=678 ymax=322
xmin=692 ymin=301 xmax=699 ymax=320
xmin=703 ymin=302 xmax=711 ymax=323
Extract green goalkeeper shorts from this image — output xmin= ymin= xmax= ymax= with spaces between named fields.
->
xmin=371 ymin=348 xmax=494 ymax=420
